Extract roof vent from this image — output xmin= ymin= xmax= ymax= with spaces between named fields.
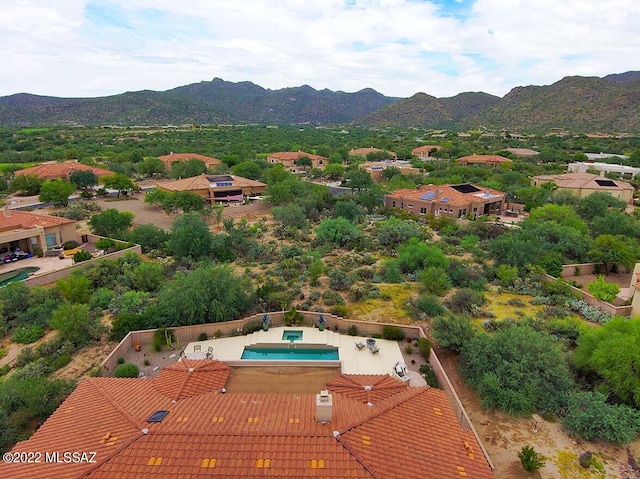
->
xmin=141 ymin=428 xmax=149 ymax=435
xmin=364 ymin=385 xmax=372 ymax=391
xmin=316 ymin=390 xmax=333 ymax=423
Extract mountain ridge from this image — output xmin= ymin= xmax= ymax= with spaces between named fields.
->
xmin=0 ymin=71 xmax=638 ymax=131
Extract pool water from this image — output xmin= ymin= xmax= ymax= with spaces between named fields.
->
xmin=0 ymin=267 xmax=40 ymax=287
xmin=241 ymin=347 xmax=338 ymax=360
xmin=282 ymin=330 xmax=303 ymax=341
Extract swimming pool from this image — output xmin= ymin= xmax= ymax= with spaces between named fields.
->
xmin=241 ymin=347 xmax=339 ymax=360
xmin=0 ymin=267 xmax=40 ymax=287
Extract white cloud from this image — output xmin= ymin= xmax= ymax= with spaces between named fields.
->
xmin=0 ymin=0 xmax=637 ymax=98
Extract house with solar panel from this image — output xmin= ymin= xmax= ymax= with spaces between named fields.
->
xmin=532 ymin=172 xmax=634 ymax=204
xmin=385 ymin=184 xmax=505 ymax=219
xmin=157 ymin=174 xmax=266 ymax=203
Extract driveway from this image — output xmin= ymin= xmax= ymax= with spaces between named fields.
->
xmin=95 ymin=195 xmax=174 ymax=229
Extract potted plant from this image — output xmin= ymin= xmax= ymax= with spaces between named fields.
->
xmin=317 ymin=314 xmax=326 ymax=331
xmin=262 ymin=313 xmax=271 ymax=331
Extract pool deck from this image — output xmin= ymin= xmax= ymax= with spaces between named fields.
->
xmin=183 ymin=326 xmax=408 ymax=376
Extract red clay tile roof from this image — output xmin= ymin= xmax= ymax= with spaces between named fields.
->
xmin=15 ymin=162 xmax=113 ymax=180
xmin=1 ymin=361 xmax=494 ymax=479
xmin=326 ymin=374 xmax=408 ymax=403
xmin=157 ymin=174 xmax=265 ymax=193
xmin=386 ymin=183 xmax=505 ymax=208
xmin=0 ymin=209 xmax=75 ymax=232
xmin=157 ymin=153 xmax=222 ymax=168
xmin=412 ymin=145 xmax=442 ymax=154
xmin=153 ymin=359 xmax=230 ymax=400
xmin=349 ymin=148 xmax=396 ymax=157
xmin=267 ymin=151 xmax=328 ymax=162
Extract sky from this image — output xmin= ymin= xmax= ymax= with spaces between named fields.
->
xmin=0 ymin=0 xmax=638 ymax=99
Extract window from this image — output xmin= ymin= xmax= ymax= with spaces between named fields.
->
xmin=407 ymin=203 xmax=413 ymax=209
xmin=45 ymin=233 xmax=57 ymax=248
xmin=420 ymin=207 xmax=427 ymax=214
xmin=392 ymin=201 xmax=396 ymax=208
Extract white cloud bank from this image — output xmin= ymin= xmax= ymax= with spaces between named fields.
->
xmin=0 ymin=0 xmax=638 ymax=99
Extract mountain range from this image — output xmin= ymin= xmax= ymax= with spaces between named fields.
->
xmin=0 ymin=72 xmax=638 ymax=131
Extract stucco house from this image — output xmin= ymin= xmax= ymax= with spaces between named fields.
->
xmin=0 ymin=209 xmax=78 ymax=256
xmin=15 ymin=161 xmax=113 ymax=181
xmin=455 ymin=154 xmax=513 ymax=168
xmin=385 ymin=183 xmax=505 ymax=218
xmin=157 ymin=152 xmax=222 ymax=171
xmin=266 ymin=151 xmax=328 ymax=171
xmin=157 ymin=174 xmax=266 ymax=203
xmin=532 ymin=172 xmax=634 ymax=203
xmin=411 ymin=145 xmax=442 ymax=160
xmin=359 ymin=161 xmax=420 ymax=182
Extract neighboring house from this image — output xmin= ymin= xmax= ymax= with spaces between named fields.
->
xmin=348 ymin=147 xmax=397 ymax=160
xmin=385 ymin=183 xmax=505 ymax=218
xmin=0 ymin=209 xmax=77 ymax=256
xmin=585 ymin=152 xmax=629 ymax=161
xmin=266 ymin=151 xmax=327 ymax=171
xmin=157 ymin=174 xmax=266 ymax=202
xmin=411 ymin=145 xmax=442 ymax=160
xmin=157 ymin=152 xmax=222 ymax=171
xmin=358 ymin=160 xmax=420 ymax=182
xmin=455 ymin=154 xmax=513 ymax=168
xmin=14 ymin=161 xmax=113 ymax=181
xmin=568 ymin=162 xmax=639 ymax=179
xmin=532 ymin=172 xmax=635 ymax=203
xmin=1 ymin=358 xmax=494 ymax=479
xmin=505 ymin=148 xmax=539 ymax=158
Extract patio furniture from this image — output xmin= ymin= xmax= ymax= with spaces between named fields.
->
xmin=206 ymin=346 xmax=214 ymax=359
xmin=355 ymin=341 xmax=365 ymax=350
xmin=393 ymin=361 xmax=410 ymax=383
xmin=370 ymin=345 xmax=380 ymax=354
xmin=193 ymin=345 xmax=201 ymax=352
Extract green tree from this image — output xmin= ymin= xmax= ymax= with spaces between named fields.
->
xmin=272 ymin=203 xmax=307 ymax=234
xmin=102 ymin=173 xmax=136 ymax=198
xmin=395 ymin=239 xmax=448 ymax=274
xmin=39 ymin=179 xmax=76 ymax=206
xmin=154 ymin=264 xmax=253 ymax=326
xmin=126 ymin=224 xmax=169 ymax=253
xmin=129 ymin=261 xmax=164 ymax=292
xmin=323 ymin=163 xmax=345 ymax=180
xmin=375 ymin=218 xmax=423 ymax=247
xmin=136 ymin=157 xmax=166 ymax=178
xmin=588 ymin=234 xmax=637 ymax=274
xmin=89 ymin=208 xmax=134 ymax=237
xmin=231 ymin=161 xmax=262 ymax=180
xmin=419 ymin=267 xmax=451 ymax=296
xmin=167 ymin=212 xmax=213 ymax=260
xmin=573 ymin=317 xmax=640 ymax=407
xmin=56 ymin=274 xmax=92 ymax=304
xmin=587 ymin=275 xmax=620 ymax=302
xmin=314 ymin=217 xmax=363 ymax=248
xmin=590 ymin=210 xmax=640 ymax=238
xmin=461 ymin=326 xmax=574 ymax=414
xmin=9 ymin=173 xmax=43 ymax=195
xmin=576 ymin=192 xmax=627 ymax=221
xmin=431 ymin=315 xmax=474 ymax=352
xmin=527 ymin=204 xmax=588 ymax=234
xmin=49 ymin=302 xmax=99 ymax=347
xmin=69 ymin=170 xmax=98 ymax=190
xmin=169 ymin=159 xmax=206 ymax=179
xmin=561 ymin=391 xmax=640 ymax=443
xmin=518 ymin=446 xmax=546 ymax=472
xmin=308 ymin=258 xmax=325 ymax=286
xmin=344 ymin=169 xmax=374 ymax=192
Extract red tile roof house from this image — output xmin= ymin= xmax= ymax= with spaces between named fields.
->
xmin=1 ymin=359 xmax=494 ymax=479
xmin=0 ymin=209 xmax=78 ymax=257
xmin=348 ymin=147 xmax=398 ymax=160
xmin=455 ymin=155 xmax=513 ymax=168
xmin=266 ymin=151 xmax=328 ymax=172
xmin=14 ymin=162 xmax=113 ymax=181
xmin=411 ymin=145 xmax=443 ymax=160
xmin=157 ymin=174 xmax=266 ymax=203
xmin=385 ymin=184 xmax=505 ymax=219
xmin=157 ymin=153 xmax=223 ymax=171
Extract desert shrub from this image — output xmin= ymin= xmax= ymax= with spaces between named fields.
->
xmin=518 ymin=445 xmax=546 ymax=472
xmin=322 ymin=290 xmax=345 ymax=306
xmin=242 ymin=320 xmax=262 ymax=335
xmin=414 ymin=294 xmax=445 ymax=317
xmin=11 ymin=358 xmax=53 ymax=379
xmin=546 ymin=318 xmax=587 ymax=347
xmin=419 ymin=363 xmax=439 ymax=388
xmin=327 ymin=269 xmax=353 ymax=291
xmin=331 ymin=305 xmax=349 ymax=317
xmin=347 ymin=325 xmax=358 ymax=336
xmin=561 ymin=391 xmax=640 ymax=443
xmin=89 ymin=287 xmax=116 ymax=312
xmin=432 ymin=315 xmax=474 ymax=352
xmin=349 ymin=283 xmax=381 ymax=302
xmin=62 ymin=240 xmax=79 ymax=250
xmin=418 ymin=337 xmax=431 ymax=359
xmin=587 ymin=275 xmax=620 ymax=302
xmin=444 ymin=288 xmax=485 ymax=315
xmin=114 ymin=363 xmax=140 ymax=378
xmin=380 ymin=260 xmax=403 ymax=283
xmin=50 ymin=354 xmax=72 ymax=371
xmin=117 ymin=357 xmax=125 ymax=364
xmin=419 ymin=267 xmax=451 ymax=296
xmin=283 ymin=307 xmax=303 ymax=326
xmin=382 ymin=325 xmax=405 ymax=341
xmin=14 ymin=347 xmax=36 ymax=367
xmin=73 ymin=250 xmax=93 ymax=263
xmin=506 ymin=298 xmax=526 ymax=308
xmin=11 ymin=324 xmax=45 ymax=344
xmin=461 ymin=326 xmax=574 ymax=414
xmin=152 ymin=328 xmax=175 ymax=352
xmin=197 ymin=333 xmax=208 ymax=341
xmin=567 ymin=299 xmax=612 ymax=324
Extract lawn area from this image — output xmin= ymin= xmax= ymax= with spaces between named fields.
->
xmin=482 ymin=291 xmax=545 ymax=320
xmin=0 ymin=162 xmax=39 ymax=172
xmin=347 ymin=282 xmax=416 ymax=324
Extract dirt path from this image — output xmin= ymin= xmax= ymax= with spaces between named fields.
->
xmin=435 ymin=347 xmax=635 ymax=479
xmin=0 ymin=329 xmax=58 ymax=368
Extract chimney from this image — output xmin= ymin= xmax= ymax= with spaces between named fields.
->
xmin=316 ymin=390 xmax=333 ymax=423
xmin=3 ymin=206 xmax=11 ymax=217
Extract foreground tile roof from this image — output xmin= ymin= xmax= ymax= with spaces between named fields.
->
xmin=157 ymin=174 xmax=265 ymax=192
xmin=0 ymin=209 xmax=75 ymax=232
xmin=2 ymin=362 xmax=494 ymax=479
xmin=157 ymin=153 xmax=222 ymax=168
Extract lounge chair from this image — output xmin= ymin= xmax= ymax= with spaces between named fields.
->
xmin=393 ymin=361 xmax=410 ymax=382
xmin=206 ymin=346 xmax=214 ymax=359
xmin=370 ymin=345 xmax=380 ymax=354
xmin=355 ymin=341 xmax=366 ymax=350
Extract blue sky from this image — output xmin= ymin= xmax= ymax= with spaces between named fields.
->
xmin=0 ymin=0 xmax=637 ymax=98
